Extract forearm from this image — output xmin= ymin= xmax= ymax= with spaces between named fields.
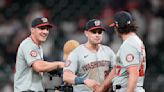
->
xmin=127 ymin=66 xmax=139 ymax=92
xmin=127 ymin=74 xmax=138 ymax=92
xmin=63 ymin=70 xmax=77 ymax=84
xmin=102 ymin=68 xmax=116 ymax=91
xmin=32 ymin=60 xmax=63 ymax=72
xmin=43 ymin=61 xmax=63 ymax=72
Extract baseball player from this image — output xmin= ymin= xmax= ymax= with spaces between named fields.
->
xmin=63 ymin=19 xmax=116 ymax=92
xmin=14 ymin=17 xmax=64 ymax=92
xmin=95 ymin=11 xmax=146 ymax=92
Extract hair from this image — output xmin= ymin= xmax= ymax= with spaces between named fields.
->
xmin=116 ymin=21 xmax=137 ymax=34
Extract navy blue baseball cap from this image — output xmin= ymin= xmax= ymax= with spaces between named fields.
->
xmin=85 ymin=19 xmax=106 ymax=31
xmin=114 ymin=11 xmax=133 ymax=27
xmin=31 ymin=17 xmax=53 ymax=28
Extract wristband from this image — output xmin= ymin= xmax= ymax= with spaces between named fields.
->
xmin=74 ymin=77 xmax=85 ymax=85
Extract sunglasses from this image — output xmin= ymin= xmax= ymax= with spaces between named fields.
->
xmin=38 ymin=26 xmax=50 ymax=30
xmin=90 ymin=30 xmax=103 ymax=34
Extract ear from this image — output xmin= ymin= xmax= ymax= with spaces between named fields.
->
xmin=84 ymin=30 xmax=89 ymax=37
xmin=31 ymin=28 xmax=35 ymax=34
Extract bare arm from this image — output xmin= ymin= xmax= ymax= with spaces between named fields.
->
xmin=95 ymin=68 xmax=116 ymax=92
xmin=127 ymin=65 xmax=139 ymax=92
xmin=63 ymin=70 xmax=77 ymax=84
xmin=102 ymin=68 xmax=116 ymax=90
xmin=32 ymin=60 xmax=64 ymax=72
xmin=63 ymin=70 xmax=100 ymax=90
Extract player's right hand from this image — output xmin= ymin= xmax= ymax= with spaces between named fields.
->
xmin=84 ymin=79 xmax=100 ymax=90
xmin=93 ymin=85 xmax=105 ymax=92
xmin=58 ymin=62 xmax=65 ymax=68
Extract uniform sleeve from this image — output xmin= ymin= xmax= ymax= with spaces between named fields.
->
xmin=120 ymin=44 xmax=140 ymax=67
xmin=23 ymin=45 xmax=41 ymax=67
xmin=64 ymin=50 xmax=78 ymax=74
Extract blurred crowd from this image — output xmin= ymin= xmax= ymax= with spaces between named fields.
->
xmin=0 ymin=0 xmax=164 ymax=92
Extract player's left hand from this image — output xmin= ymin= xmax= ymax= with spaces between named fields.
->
xmin=84 ymin=79 xmax=100 ymax=90
xmin=94 ymin=85 xmax=106 ymax=92
xmin=93 ymin=84 xmax=101 ymax=92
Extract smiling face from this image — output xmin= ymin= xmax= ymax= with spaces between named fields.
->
xmin=85 ymin=28 xmax=104 ymax=45
xmin=31 ymin=26 xmax=50 ymax=44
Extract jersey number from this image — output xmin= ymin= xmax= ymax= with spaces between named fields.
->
xmin=115 ymin=65 xmax=121 ymax=76
xmin=139 ymin=63 xmax=145 ymax=76
xmin=139 ymin=46 xmax=146 ymax=77
xmin=104 ymin=70 xmax=110 ymax=79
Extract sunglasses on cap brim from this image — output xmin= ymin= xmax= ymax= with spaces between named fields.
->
xmin=109 ymin=22 xmax=117 ymax=27
xmin=37 ymin=26 xmax=51 ymax=30
xmin=90 ymin=30 xmax=103 ymax=34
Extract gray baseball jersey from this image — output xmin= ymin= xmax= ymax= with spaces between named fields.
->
xmin=64 ymin=44 xmax=116 ymax=92
xmin=112 ymin=35 xmax=146 ymax=91
xmin=14 ymin=37 xmax=44 ymax=92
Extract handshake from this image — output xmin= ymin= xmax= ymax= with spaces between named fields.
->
xmin=83 ymin=79 xmax=107 ymax=92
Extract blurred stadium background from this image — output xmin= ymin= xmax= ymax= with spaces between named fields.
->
xmin=0 ymin=0 xmax=164 ymax=92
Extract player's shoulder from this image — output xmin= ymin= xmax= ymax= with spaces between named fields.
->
xmin=72 ymin=44 xmax=84 ymax=52
xmin=19 ymin=37 xmax=35 ymax=49
xmin=71 ymin=44 xmax=93 ymax=55
xmin=123 ymin=35 xmax=143 ymax=49
xmin=101 ymin=44 xmax=113 ymax=51
xmin=101 ymin=44 xmax=115 ymax=54
xmin=101 ymin=44 xmax=110 ymax=48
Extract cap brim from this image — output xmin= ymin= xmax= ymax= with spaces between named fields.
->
xmin=35 ymin=23 xmax=53 ymax=28
xmin=88 ymin=27 xmax=106 ymax=31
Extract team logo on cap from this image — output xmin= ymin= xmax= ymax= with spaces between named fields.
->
xmin=94 ymin=20 xmax=101 ymax=26
xmin=30 ymin=50 xmax=37 ymax=57
xmin=115 ymin=21 xmax=119 ymax=27
xmin=127 ymin=21 xmax=131 ymax=24
xmin=41 ymin=18 xmax=48 ymax=23
xmin=126 ymin=54 xmax=134 ymax=62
